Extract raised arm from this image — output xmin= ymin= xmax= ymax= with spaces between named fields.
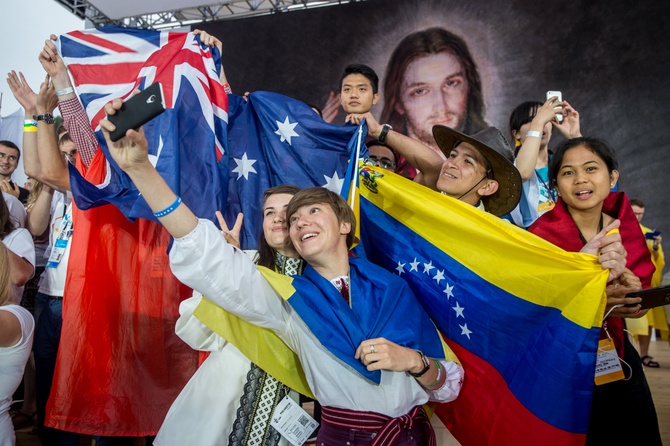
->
xmin=514 ymin=98 xmax=562 ymax=181
xmin=346 ymin=112 xmax=444 ymax=188
xmin=40 ymin=34 xmax=98 ymax=168
xmin=101 ymin=97 xmax=287 ymax=331
xmin=6 ymin=71 xmax=42 ymax=177
xmin=100 ymin=97 xmax=198 ymax=238
xmin=193 ymin=29 xmax=232 ymax=93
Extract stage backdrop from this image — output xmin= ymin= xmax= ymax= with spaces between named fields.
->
xmin=199 ymin=0 xmax=670 ymax=237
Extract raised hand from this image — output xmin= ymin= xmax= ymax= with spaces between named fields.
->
xmin=216 ymin=211 xmax=243 ymax=248
xmin=321 ymin=91 xmax=341 ymax=123
xmin=100 ymin=96 xmax=151 ymax=172
xmin=6 ymin=71 xmax=38 ymax=114
xmin=36 ymin=75 xmax=58 ymax=115
xmin=553 ymin=100 xmax=581 ymax=139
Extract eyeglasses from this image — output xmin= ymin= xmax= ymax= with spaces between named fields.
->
xmin=0 ymin=152 xmax=18 ymax=163
xmin=366 ymin=155 xmax=396 ymax=171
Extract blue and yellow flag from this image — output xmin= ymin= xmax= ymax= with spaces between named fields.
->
xmin=357 ymin=165 xmax=607 ymax=446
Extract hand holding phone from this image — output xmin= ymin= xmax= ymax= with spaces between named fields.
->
xmin=108 ymin=83 xmax=166 ymax=142
xmin=645 ymin=229 xmax=662 ymax=240
xmin=546 ymin=90 xmax=563 ymax=123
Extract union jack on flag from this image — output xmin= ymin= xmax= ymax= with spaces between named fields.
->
xmin=59 ymin=27 xmax=363 ymax=248
xmin=59 ymin=26 xmax=230 ymax=221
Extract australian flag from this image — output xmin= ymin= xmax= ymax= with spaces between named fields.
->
xmin=59 ymin=27 xmax=363 ymax=249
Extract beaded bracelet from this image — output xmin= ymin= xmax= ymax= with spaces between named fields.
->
xmin=423 ymin=359 xmax=443 ymax=389
xmin=153 ymin=196 xmax=182 ymax=218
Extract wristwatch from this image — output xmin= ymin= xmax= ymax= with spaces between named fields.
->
xmin=34 ymin=113 xmax=55 ymax=124
xmin=408 ymin=350 xmax=431 ymax=378
xmin=378 ymin=123 xmax=392 ymax=144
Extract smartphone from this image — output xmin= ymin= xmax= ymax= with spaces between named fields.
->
xmin=108 ymin=83 xmax=166 ymax=142
xmin=625 ymin=285 xmax=670 ymax=310
xmin=546 ymin=90 xmax=563 ymax=123
xmin=645 ymin=229 xmax=662 ymax=240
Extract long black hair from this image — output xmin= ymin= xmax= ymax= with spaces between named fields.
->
xmin=255 ymin=185 xmax=301 ymax=269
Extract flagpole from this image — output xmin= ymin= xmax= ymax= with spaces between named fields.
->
xmin=349 ymin=123 xmax=363 ymax=210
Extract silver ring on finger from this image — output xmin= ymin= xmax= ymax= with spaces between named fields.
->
xmin=370 ymin=344 xmax=375 ymax=354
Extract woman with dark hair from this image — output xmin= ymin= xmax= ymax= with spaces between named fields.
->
xmin=156 ymin=185 xmax=309 ymax=446
xmin=529 ymin=137 xmax=662 ymax=445
xmin=0 ymin=242 xmax=35 ymax=446
xmin=508 ymin=97 xmax=581 ymax=227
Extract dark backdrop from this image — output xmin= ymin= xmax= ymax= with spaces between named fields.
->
xmin=200 ymin=0 xmax=670 ymax=237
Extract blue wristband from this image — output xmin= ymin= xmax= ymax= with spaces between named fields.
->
xmin=153 ymin=196 xmax=182 ymax=218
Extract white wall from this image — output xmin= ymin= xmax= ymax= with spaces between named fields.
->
xmin=0 ymin=0 xmax=84 ymax=185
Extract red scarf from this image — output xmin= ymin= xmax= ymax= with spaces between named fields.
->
xmin=529 ymin=192 xmax=654 ymax=356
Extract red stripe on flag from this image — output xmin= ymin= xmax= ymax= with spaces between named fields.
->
xmin=69 ymin=30 xmax=138 ymax=53
xmin=436 ymin=340 xmax=587 ymax=446
xmin=67 ymin=62 xmax=147 ymax=86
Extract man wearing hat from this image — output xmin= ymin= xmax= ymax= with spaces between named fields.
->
xmin=345 ymin=112 xmax=521 ymax=216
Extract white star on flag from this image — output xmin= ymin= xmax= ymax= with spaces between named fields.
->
xmin=433 ymin=269 xmax=445 ymax=284
xmin=395 ymin=261 xmax=406 ymax=275
xmin=274 ymin=116 xmax=300 ymax=145
xmin=232 ymin=152 xmax=257 ymax=180
xmin=409 ymin=258 xmax=420 ymax=272
xmin=443 ymin=283 xmax=454 ymax=299
xmin=459 ymin=323 xmax=473 ymax=340
xmin=452 ymin=302 xmax=465 ymax=318
xmin=423 ymin=261 xmax=435 ymax=275
xmin=323 ymin=171 xmax=344 ymax=193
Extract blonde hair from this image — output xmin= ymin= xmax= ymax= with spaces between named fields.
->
xmin=26 ymin=180 xmax=44 ymax=212
xmin=0 ymin=243 xmax=12 ymax=306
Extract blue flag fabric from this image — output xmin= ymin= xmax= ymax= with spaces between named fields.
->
xmin=61 ymin=27 xmax=230 ymax=223
xmin=224 ymin=92 xmax=366 ymax=249
xmin=60 ymin=26 xmax=366 ymax=250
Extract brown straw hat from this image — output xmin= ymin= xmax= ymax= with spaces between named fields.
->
xmin=432 ymin=125 xmax=521 ymax=216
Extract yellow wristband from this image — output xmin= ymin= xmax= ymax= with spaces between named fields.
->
xmin=23 ymin=127 xmax=38 ymax=133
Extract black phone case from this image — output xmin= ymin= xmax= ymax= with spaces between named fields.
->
xmin=108 ymin=83 xmax=166 ymax=142
xmin=625 ymin=285 xmax=670 ymax=310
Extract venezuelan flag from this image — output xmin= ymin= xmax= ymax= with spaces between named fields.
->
xmin=357 ymin=165 xmax=607 ymax=446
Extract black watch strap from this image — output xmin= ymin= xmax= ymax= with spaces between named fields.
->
xmin=408 ymin=350 xmax=431 ymax=378
xmin=378 ymin=124 xmax=392 ymax=144
xmin=34 ymin=113 xmax=55 ymax=124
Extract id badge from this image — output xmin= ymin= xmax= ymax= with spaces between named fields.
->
xmin=270 ymin=395 xmax=319 ymax=446
xmin=594 ymin=338 xmax=624 ymax=385
xmin=46 ymin=211 xmax=73 ymax=269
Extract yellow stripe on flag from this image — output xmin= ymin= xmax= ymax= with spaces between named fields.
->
xmin=360 ymin=167 xmax=608 ymax=330
xmin=193 ymin=267 xmax=313 ymax=398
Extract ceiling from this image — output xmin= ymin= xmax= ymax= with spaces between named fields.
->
xmin=54 ymin=0 xmax=361 ymax=29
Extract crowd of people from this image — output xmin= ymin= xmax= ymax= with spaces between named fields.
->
xmin=0 ymin=26 xmax=667 ymax=446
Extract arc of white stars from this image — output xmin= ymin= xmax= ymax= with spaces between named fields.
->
xmin=459 ymin=323 xmax=473 ymax=340
xmin=452 ymin=301 xmax=465 ymax=318
xmin=443 ymin=283 xmax=454 ymax=299
xmin=274 ymin=116 xmax=299 ymax=145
